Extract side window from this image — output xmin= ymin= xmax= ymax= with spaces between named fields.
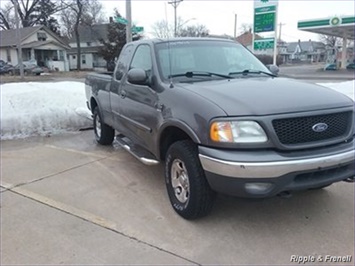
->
xmin=115 ymin=44 xmax=133 ymax=81
xmin=130 ymin=45 xmax=152 ymax=71
xmin=82 ymin=54 xmax=86 ymax=64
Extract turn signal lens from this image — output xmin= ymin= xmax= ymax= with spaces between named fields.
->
xmin=210 ymin=122 xmax=233 ymax=142
xmin=210 ymin=120 xmax=268 ymax=143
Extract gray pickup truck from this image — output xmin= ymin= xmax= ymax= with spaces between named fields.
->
xmin=85 ymin=38 xmax=354 ymax=219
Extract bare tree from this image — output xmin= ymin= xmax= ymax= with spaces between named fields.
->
xmin=60 ymin=0 xmax=104 ymax=37
xmin=319 ymin=34 xmax=342 ymax=48
xmin=178 ymin=24 xmax=209 ymax=37
xmin=152 ymin=20 xmax=172 ymax=38
xmin=59 ymin=0 xmax=105 ymax=70
xmin=0 ymin=3 xmax=16 ymax=30
xmin=239 ymin=23 xmax=253 ymax=34
xmin=152 ymin=18 xmax=208 ymax=38
xmin=85 ymin=0 xmax=105 ymax=25
xmin=0 ymin=0 xmax=66 ymax=30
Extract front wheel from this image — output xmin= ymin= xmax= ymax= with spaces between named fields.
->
xmin=93 ymin=107 xmax=114 ymax=145
xmin=165 ymin=140 xmax=216 ymax=220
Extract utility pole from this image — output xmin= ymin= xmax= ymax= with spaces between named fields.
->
xmin=14 ymin=0 xmax=24 ymax=79
xmin=168 ymin=0 xmax=183 ymax=37
xmin=278 ymin=22 xmax=286 ymax=41
xmin=234 ymin=14 xmax=237 ymax=40
xmin=126 ymin=0 xmax=132 ymax=43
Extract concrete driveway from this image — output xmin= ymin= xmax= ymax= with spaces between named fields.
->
xmin=1 ymin=131 xmax=354 ymax=265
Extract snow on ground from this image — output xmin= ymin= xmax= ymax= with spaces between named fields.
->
xmin=318 ymin=80 xmax=354 ymax=101
xmin=1 ymin=82 xmax=92 ymax=140
xmin=0 ymin=80 xmax=354 ymax=140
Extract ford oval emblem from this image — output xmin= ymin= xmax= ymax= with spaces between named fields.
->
xmin=312 ymin=123 xmax=328 ymax=133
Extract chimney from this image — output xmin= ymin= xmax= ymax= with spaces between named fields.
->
xmin=109 ymin=17 xmax=113 ymax=23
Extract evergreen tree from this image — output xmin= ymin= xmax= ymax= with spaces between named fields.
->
xmin=98 ymin=10 xmax=142 ymax=65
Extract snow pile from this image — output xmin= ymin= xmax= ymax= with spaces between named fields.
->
xmin=318 ymin=80 xmax=354 ymax=100
xmin=0 ymin=80 xmax=354 ymax=141
xmin=1 ymin=82 xmax=92 ymax=140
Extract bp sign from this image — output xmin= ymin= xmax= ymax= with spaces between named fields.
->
xmin=254 ymin=38 xmax=275 ymax=50
xmin=330 ymin=17 xmax=341 ymax=26
xmin=253 ymin=0 xmax=278 ymax=33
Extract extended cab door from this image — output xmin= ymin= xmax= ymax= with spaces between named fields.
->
xmin=117 ymin=44 xmax=161 ymax=150
xmin=110 ymin=44 xmax=134 ymax=130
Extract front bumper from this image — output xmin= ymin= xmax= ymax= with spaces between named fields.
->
xmin=199 ymin=142 xmax=355 ymax=198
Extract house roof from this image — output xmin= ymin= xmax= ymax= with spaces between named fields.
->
xmin=236 ymin=31 xmax=262 ymax=46
xmin=69 ymin=24 xmax=109 ymax=43
xmin=0 ymin=25 xmax=70 ymax=48
xmin=286 ymin=41 xmax=325 ymax=53
xmin=22 ymin=40 xmax=70 ymax=49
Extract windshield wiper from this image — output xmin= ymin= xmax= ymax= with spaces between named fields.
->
xmin=169 ymin=71 xmax=233 ymax=79
xmin=229 ymin=69 xmax=276 ymax=77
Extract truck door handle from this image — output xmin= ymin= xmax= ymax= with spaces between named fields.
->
xmin=120 ymin=90 xmax=126 ymax=98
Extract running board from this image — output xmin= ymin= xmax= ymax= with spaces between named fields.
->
xmin=115 ymin=135 xmax=160 ymax=166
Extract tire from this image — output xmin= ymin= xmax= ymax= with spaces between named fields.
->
xmin=165 ymin=140 xmax=216 ymax=220
xmin=93 ymin=107 xmax=114 ymax=145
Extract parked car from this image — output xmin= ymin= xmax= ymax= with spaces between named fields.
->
xmin=8 ymin=63 xmax=44 ymax=76
xmin=86 ymin=38 xmax=354 ymax=219
xmin=324 ymin=63 xmax=337 ymax=71
xmin=0 ymin=63 xmax=13 ymax=75
xmin=346 ymin=63 xmax=355 ymax=70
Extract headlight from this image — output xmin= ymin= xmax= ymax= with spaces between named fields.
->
xmin=210 ymin=121 xmax=267 ymax=143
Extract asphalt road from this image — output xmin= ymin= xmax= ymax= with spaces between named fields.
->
xmin=1 ymin=130 xmax=354 ymax=265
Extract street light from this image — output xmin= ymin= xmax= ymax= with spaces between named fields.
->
xmin=179 ymin=18 xmax=196 ymax=28
xmin=177 ymin=18 xmax=196 ymax=34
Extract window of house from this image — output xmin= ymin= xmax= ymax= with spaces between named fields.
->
xmin=6 ymin=48 xmax=11 ymax=62
xmin=37 ymin=32 xmax=47 ymax=41
xmin=82 ymin=54 xmax=86 ymax=64
xmin=59 ymin=51 xmax=64 ymax=61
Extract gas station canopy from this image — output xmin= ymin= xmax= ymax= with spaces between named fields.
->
xmin=297 ymin=16 xmax=354 ymax=69
xmin=298 ymin=16 xmax=354 ymax=39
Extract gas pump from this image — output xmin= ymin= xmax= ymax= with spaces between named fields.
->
xmin=324 ymin=47 xmax=338 ymax=70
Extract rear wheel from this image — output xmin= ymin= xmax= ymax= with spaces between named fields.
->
xmin=165 ymin=140 xmax=216 ymax=219
xmin=93 ymin=107 xmax=114 ymax=145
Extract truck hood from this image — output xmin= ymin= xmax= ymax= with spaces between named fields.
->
xmin=178 ymin=77 xmax=354 ymax=116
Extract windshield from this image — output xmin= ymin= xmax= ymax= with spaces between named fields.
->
xmin=155 ymin=40 xmax=271 ymax=81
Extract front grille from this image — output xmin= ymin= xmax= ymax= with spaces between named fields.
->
xmin=273 ymin=111 xmax=352 ymax=145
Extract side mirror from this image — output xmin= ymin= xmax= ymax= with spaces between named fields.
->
xmin=127 ymin=68 xmax=148 ymax=85
xmin=266 ymin=64 xmax=279 ymax=76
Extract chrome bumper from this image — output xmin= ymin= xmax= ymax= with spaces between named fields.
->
xmin=199 ymin=150 xmax=354 ymax=179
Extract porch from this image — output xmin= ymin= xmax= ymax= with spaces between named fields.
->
xmin=21 ymin=42 xmax=69 ymax=71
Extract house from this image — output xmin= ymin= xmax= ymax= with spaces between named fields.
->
xmin=236 ymin=29 xmax=273 ymax=54
xmin=68 ymin=24 xmax=109 ymax=70
xmin=0 ymin=26 xmax=70 ymax=71
xmin=279 ymin=40 xmax=326 ymax=63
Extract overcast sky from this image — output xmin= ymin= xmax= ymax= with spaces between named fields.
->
xmin=100 ymin=0 xmax=355 ymax=42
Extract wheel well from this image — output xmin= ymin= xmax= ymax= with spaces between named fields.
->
xmin=159 ymin=127 xmax=193 ymax=161
xmin=90 ymin=98 xmax=98 ymax=114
